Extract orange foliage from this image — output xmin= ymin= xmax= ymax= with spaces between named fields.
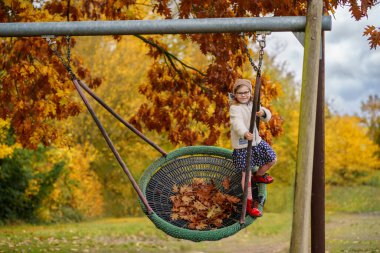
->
xmin=0 ymin=36 xmax=101 ymax=148
xmin=0 ymin=0 xmax=377 ymax=148
xmin=131 ymin=52 xmax=283 ymax=146
xmin=364 ymin=25 xmax=380 ymax=50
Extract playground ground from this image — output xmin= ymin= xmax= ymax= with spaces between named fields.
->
xmin=0 ymin=212 xmax=379 ymax=253
xmin=1 ymin=185 xmax=380 ymax=252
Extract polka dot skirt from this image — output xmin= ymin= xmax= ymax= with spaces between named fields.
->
xmin=232 ymin=140 xmax=277 ymax=172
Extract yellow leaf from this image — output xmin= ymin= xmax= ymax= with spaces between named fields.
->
xmin=181 ymin=195 xmax=193 ymax=205
xmin=195 ymin=223 xmax=208 ymax=230
xmin=179 ymin=185 xmax=192 ymax=194
xmin=193 ymin=200 xmax=207 ymax=211
xmin=170 ymin=213 xmax=179 ymax=220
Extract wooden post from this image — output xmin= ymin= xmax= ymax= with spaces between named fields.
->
xmin=290 ymin=0 xmax=323 ymax=252
xmin=311 ymin=31 xmax=325 ymax=253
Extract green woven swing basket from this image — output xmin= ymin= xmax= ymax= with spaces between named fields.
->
xmin=139 ymin=146 xmax=266 ymax=242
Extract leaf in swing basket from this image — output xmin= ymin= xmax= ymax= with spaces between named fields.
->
xmin=169 ymin=178 xmax=240 ymax=229
xmin=226 ymin=195 xmax=240 ymax=204
xmin=222 ymin=177 xmax=230 ymax=190
xmin=189 ymin=214 xmax=197 ymax=222
xmin=207 ymin=205 xmax=221 ymax=218
xmin=214 ymin=192 xmax=225 ymax=202
xmin=192 ymin=178 xmax=206 ymax=185
xmin=179 ymin=185 xmax=192 ymax=194
xmin=169 ymin=195 xmax=177 ymax=203
xmin=195 ymin=223 xmax=208 ymax=230
xmin=181 ymin=195 xmax=193 ymax=205
xmin=212 ymin=218 xmax=223 ymax=227
xmin=188 ymin=222 xmax=197 ymax=229
xmin=170 ymin=213 xmax=179 ymax=220
xmin=193 ymin=200 xmax=208 ymax=211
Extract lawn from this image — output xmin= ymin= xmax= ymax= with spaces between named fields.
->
xmin=1 ymin=186 xmax=379 ymax=253
xmin=0 ymin=213 xmax=291 ymax=253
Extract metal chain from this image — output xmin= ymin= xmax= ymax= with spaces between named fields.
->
xmin=43 ymin=35 xmax=75 ymax=80
xmin=241 ymin=32 xmax=270 ymax=73
xmin=257 ymin=33 xmax=267 ymax=71
xmin=66 ymin=0 xmax=71 ymax=66
xmin=66 ymin=35 xmax=71 ymax=65
xmin=41 ymin=1 xmax=73 ymax=79
xmin=242 ymin=41 xmax=259 ymax=72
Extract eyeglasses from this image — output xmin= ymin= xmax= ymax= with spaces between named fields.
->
xmin=236 ymin=90 xmax=250 ymax=96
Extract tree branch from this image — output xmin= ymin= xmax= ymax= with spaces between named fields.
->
xmin=134 ymin=34 xmax=206 ymax=76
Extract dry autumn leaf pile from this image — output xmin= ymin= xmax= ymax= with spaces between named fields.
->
xmin=170 ymin=178 xmax=240 ymax=230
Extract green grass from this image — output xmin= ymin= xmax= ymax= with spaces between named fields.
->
xmin=0 ymin=214 xmax=292 ymax=253
xmin=326 ymin=186 xmax=380 ymax=213
xmin=0 ymin=217 xmax=166 ymax=252
xmin=265 ymin=185 xmax=380 ymax=214
xmin=1 ymin=213 xmax=378 ymax=253
xmin=1 ymin=186 xmax=379 ymax=253
xmin=326 ymin=213 xmax=380 ymax=253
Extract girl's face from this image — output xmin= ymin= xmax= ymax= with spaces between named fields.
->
xmin=235 ymin=86 xmax=251 ymax=104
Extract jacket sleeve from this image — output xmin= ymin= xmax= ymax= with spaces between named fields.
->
xmin=230 ymin=105 xmax=248 ymax=138
xmin=260 ymin=106 xmax=272 ymax=122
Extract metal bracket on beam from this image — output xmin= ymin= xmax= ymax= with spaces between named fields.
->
xmin=256 ymin=31 xmax=271 ymax=36
xmin=292 ymin=32 xmax=305 ymax=46
xmin=41 ymin=35 xmax=56 ymax=45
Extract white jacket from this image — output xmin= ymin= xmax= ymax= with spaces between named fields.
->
xmin=230 ymin=102 xmax=271 ymax=149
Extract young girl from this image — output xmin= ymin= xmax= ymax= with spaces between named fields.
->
xmin=229 ymin=79 xmax=277 ymax=217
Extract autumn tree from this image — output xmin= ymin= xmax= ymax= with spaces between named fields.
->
xmin=1 ymin=1 xmax=379 ymax=221
xmin=361 ymin=94 xmax=380 ymax=156
xmin=325 ymin=115 xmax=380 ymax=185
xmin=33 ymin=144 xmax=104 ymax=222
xmin=0 ymin=118 xmax=20 ymax=159
xmin=0 ymin=1 xmax=102 ymax=149
xmin=0 ymin=0 xmax=150 ymax=149
xmin=0 ymin=147 xmax=65 ymax=222
xmin=1 ymin=0 xmax=378 ymax=149
xmin=0 ymin=117 xmax=104 ymax=222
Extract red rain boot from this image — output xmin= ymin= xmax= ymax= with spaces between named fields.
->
xmin=253 ymin=173 xmax=274 ymax=184
xmin=246 ymin=199 xmax=262 ymax=217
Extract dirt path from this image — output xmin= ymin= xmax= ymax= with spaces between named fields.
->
xmin=180 ymin=212 xmax=380 ymax=253
xmin=206 ymin=234 xmax=289 ymax=253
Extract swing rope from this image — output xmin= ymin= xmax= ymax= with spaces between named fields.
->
xmin=43 ymin=31 xmax=268 ymax=242
xmin=71 ymin=77 xmax=153 ymax=214
xmin=76 ymin=79 xmax=168 ymax=156
xmin=44 ymin=33 xmax=160 ymax=213
xmin=239 ymin=32 xmax=269 ymax=224
xmin=45 ymin=0 xmax=152 ymax=215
